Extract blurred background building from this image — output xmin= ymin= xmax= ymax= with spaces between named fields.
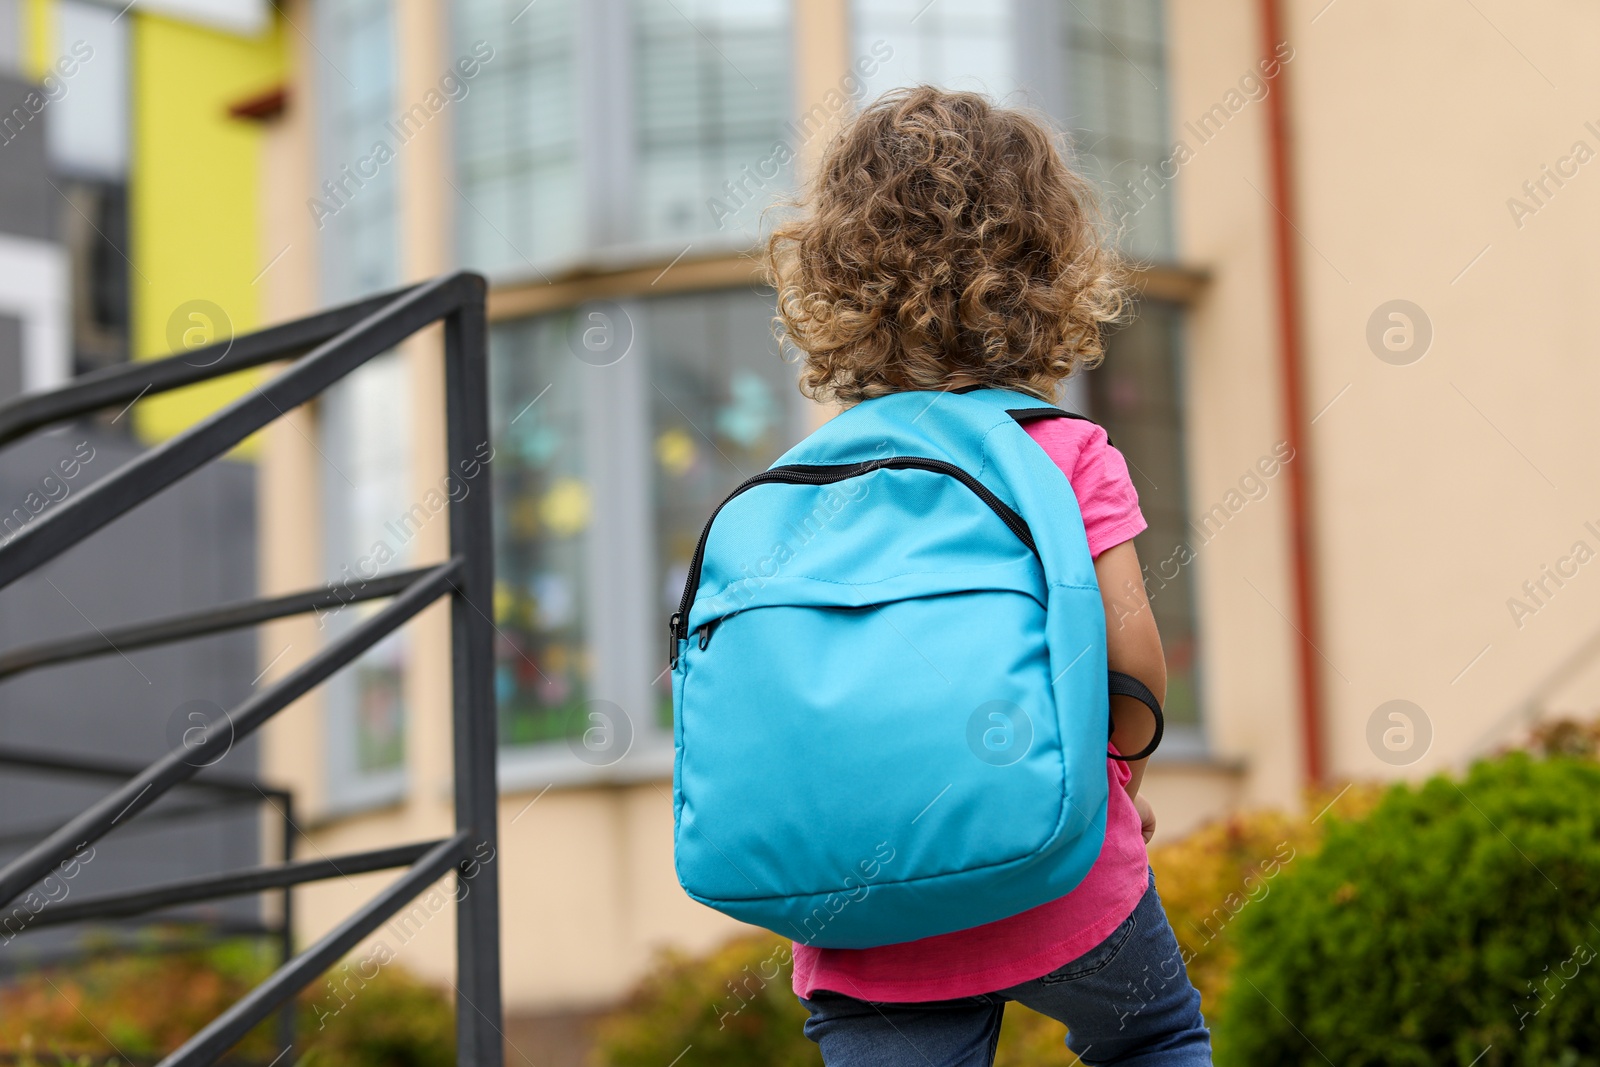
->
xmin=4 ymin=0 xmax=1600 ymax=1062
xmin=0 ymin=0 xmax=271 ymax=972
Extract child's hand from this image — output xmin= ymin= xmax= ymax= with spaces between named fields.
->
xmin=1134 ymin=794 xmax=1156 ymax=844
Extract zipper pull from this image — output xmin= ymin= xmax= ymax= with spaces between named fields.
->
xmin=668 ymin=612 xmax=682 ymax=669
xmin=697 ymin=622 xmax=713 ymax=651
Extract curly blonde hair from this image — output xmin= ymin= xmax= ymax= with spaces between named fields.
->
xmin=766 ymin=86 xmax=1126 ymax=405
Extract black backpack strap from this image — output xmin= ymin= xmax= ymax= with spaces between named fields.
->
xmin=1006 ymin=407 xmax=1113 ymax=448
xmin=1005 ymin=402 xmax=1143 ymax=751
xmin=1106 ymin=670 xmax=1163 ymax=761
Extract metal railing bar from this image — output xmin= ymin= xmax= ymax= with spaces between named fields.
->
xmin=0 ymin=745 xmax=289 ymax=800
xmin=0 ymin=284 xmax=422 ymax=448
xmin=0 ymin=558 xmax=462 ymax=910
xmin=0 ymin=273 xmax=501 ymax=1061
xmin=0 ymin=272 xmax=480 ymax=595
xmin=22 ymin=840 xmax=445 ymax=930
xmin=443 ymin=283 xmax=504 ymax=1067
xmin=157 ymin=831 xmax=472 ymax=1067
xmin=0 ymin=565 xmax=437 ymax=683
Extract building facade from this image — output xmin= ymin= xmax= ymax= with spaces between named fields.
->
xmin=0 ymin=0 xmax=278 ymax=966
xmin=251 ymin=0 xmax=1600 ymax=1054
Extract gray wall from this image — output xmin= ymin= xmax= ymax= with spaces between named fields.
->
xmin=0 ymin=426 xmax=263 ymax=969
xmin=0 ymin=314 xmax=20 ymax=403
xmin=0 ymin=72 xmax=55 ymax=243
xmin=0 ymin=0 xmax=19 ymax=74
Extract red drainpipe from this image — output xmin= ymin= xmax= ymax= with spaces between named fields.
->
xmin=1258 ymin=0 xmax=1326 ymax=785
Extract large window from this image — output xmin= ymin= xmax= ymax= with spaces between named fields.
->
xmin=1089 ymin=301 xmax=1199 ymax=737
xmin=469 ymin=0 xmax=1199 ymax=780
xmin=452 ymin=0 xmax=792 ymax=280
xmin=315 ymin=0 xmax=410 ymax=806
xmin=489 ymin=290 xmax=805 ymax=778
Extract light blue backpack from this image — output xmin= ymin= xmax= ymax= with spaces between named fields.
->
xmin=670 ymin=387 xmax=1162 ymax=949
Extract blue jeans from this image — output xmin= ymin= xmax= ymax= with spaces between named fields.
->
xmin=800 ymin=871 xmax=1211 ymax=1066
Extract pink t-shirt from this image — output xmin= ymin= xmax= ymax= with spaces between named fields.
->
xmin=791 ymin=416 xmax=1151 ymax=1002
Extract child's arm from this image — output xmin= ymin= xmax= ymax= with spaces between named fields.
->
xmin=1093 ymin=540 xmax=1167 ymax=812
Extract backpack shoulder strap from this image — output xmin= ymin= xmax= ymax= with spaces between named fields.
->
xmin=967 ymin=392 xmax=1162 ymax=759
xmin=1003 ymin=406 xmax=1113 ymax=447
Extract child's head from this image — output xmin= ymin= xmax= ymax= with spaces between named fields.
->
xmin=767 ymin=86 xmax=1125 ymax=405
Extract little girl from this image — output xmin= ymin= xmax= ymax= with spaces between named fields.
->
xmin=764 ymin=87 xmax=1213 ymax=1066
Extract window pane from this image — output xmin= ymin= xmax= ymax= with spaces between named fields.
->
xmin=1060 ymin=0 xmax=1175 ymax=260
xmin=321 ymin=352 xmax=412 ymax=785
xmin=648 ymin=289 xmax=803 ymax=721
xmin=632 ymin=0 xmax=792 ymax=244
xmin=454 ymin=0 xmax=582 ymax=277
xmin=1088 ymin=301 xmax=1198 ymax=727
xmin=853 ymin=0 xmax=1017 ymax=100
xmin=316 ymin=0 xmax=400 ymax=303
xmin=490 ymin=316 xmax=592 ymax=746
xmin=48 ymin=1 xmax=128 ymax=180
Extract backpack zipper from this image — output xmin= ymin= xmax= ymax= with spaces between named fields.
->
xmin=670 ymin=458 xmax=1036 ymax=666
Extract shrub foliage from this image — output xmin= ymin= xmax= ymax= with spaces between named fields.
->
xmin=589 ymin=786 xmax=1379 ymax=1065
xmin=0 ymin=933 xmax=454 ymax=1066
xmin=1215 ymin=754 xmax=1600 ymax=1066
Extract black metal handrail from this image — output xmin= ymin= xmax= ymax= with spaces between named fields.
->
xmin=0 ymin=745 xmax=298 ymax=1049
xmin=0 ymin=565 xmax=435 ymax=682
xmin=0 ymin=273 xmax=502 ymax=1067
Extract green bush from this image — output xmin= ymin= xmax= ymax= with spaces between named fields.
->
xmin=588 ymin=787 xmax=1381 ymax=1066
xmin=1147 ymin=782 xmax=1382 ymax=1013
xmin=0 ymin=931 xmax=453 ymax=1066
xmin=1215 ymin=754 xmax=1600 ymax=1066
xmin=590 ymin=936 xmax=818 ymax=1067
xmin=587 ymin=929 xmax=1124 ymax=1066
xmin=298 ymin=963 xmax=454 ymax=1067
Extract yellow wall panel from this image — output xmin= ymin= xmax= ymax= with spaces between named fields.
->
xmin=22 ymin=0 xmax=54 ymax=78
xmin=130 ymin=12 xmax=284 ymax=451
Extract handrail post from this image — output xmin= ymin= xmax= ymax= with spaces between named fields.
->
xmin=444 ymin=279 xmax=504 ymax=1067
xmin=277 ymin=793 xmax=296 ymax=1054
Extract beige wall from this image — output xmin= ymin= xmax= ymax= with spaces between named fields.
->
xmin=1165 ymin=0 xmax=1304 ymax=810
xmin=1166 ymin=0 xmax=1600 ymax=806
xmin=255 ymin=0 xmax=1600 ymax=1019
xmin=1284 ymin=0 xmax=1600 ymax=781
